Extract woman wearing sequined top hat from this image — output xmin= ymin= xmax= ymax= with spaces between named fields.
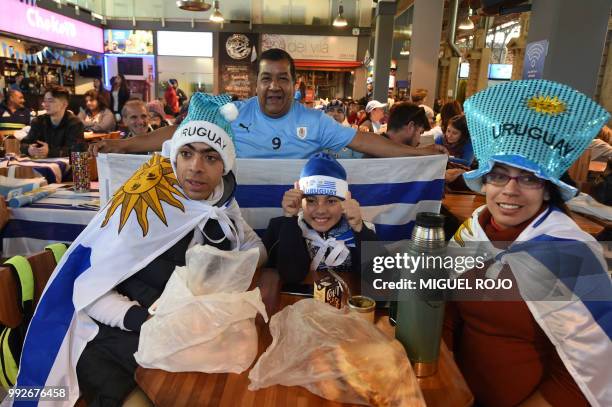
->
xmin=263 ymin=152 xmax=380 ymax=284
xmin=445 ymin=80 xmax=612 ymax=407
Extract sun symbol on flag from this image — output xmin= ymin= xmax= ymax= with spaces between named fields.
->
xmin=102 ymin=154 xmax=185 ymax=236
xmin=526 ymin=95 xmax=566 ymax=116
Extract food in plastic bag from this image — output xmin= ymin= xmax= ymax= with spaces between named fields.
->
xmin=248 ymin=299 xmax=425 ymax=407
xmin=134 ymin=244 xmax=268 ymax=374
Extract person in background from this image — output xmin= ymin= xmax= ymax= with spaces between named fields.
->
xmin=447 ymin=79 xmax=611 ymax=407
xmin=121 ymin=99 xmax=152 ymax=139
xmin=422 ymin=104 xmax=444 ymax=142
xmin=0 ymin=89 xmax=31 ymax=132
xmin=589 ymin=125 xmax=612 ymax=162
xmin=110 ymin=74 xmax=130 ymax=122
xmin=440 ymin=100 xmax=463 ymax=133
xmin=78 ymin=90 xmax=116 ymax=133
xmin=366 ymin=78 xmax=374 ymax=101
xmin=21 ymin=85 xmax=84 ymax=158
xmin=294 ymin=80 xmax=305 ymax=102
xmin=325 ymin=100 xmax=349 ymax=127
xmin=263 ymin=153 xmax=379 ymax=283
xmin=435 ymin=113 xmax=474 ymax=188
xmin=435 ymin=114 xmax=474 ymax=168
xmin=10 ymin=73 xmax=25 ymax=92
xmin=363 ymin=103 xmax=430 ymax=158
xmin=164 ymin=81 xmax=179 ymax=116
xmin=146 ymin=100 xmax=170 ymax=130
xmin=346 ymin=101 xmax=360 ymax=126
xmin=91 ymin=48 xmax=446 ymax=159
xmin=433 ymin=98 xmax=443 ymax=116
xmin=169 ymin=79 xmax=187 ymax=108
xmin=92 ymin=77 xmax=111 ymax=107
xmin=410 ymin=88 xmax=429 ymax=107
xmin=359 ymin=100 xmax=387 ymax=133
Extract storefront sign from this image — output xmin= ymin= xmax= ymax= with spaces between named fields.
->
xmin=261 ymin=34 xmax=357 ymax=61
xmin=218 ymin=32 xmax=259 ymax=100
xmin=0 ymin=0 xmax=103 ymax=53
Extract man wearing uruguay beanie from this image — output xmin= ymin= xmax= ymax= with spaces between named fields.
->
xmin=20 ymin=93 xmax=267 ymax=407
xmin=263 ymin=152 xmax=380 ymax=284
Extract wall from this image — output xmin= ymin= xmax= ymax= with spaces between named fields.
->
xmin=156 ymin=56 xmax=214 ymax=97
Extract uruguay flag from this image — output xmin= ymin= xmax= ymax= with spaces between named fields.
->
xmin=453 ymin=206 xmax=612 ymax=406
xmin=99 ymin=154 xmax=448 ymax=241
xmin=7 ymin=155 xmax=248 ymax=406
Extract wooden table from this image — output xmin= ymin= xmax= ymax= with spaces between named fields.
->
xmin=135 ymin=270 xmax=473 ymax=407
xmin=442 ymin=192 xmax=605 ymax=237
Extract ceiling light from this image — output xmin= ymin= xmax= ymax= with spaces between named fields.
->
xmin=459 ymin=8 xmax=474 ymax=30
xmin=333 ymin=1 xmax=348 ymax=27
xmin=176 ymin=0 xmax=212 ymax=12
xmin=209 ymin=0 xmax=224 ymax=22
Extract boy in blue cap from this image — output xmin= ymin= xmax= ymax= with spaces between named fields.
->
xmin=263 ymin=152 xmax=379 ymax=283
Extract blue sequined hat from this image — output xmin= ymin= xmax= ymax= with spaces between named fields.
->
xmin=299 ymin=153 xmax=348 ymax=199
xmin=463 ymin=80 xmax=610 ymax=201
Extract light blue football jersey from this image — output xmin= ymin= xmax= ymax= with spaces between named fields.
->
xmin=232 ymin=97 xmax=356 ymax=158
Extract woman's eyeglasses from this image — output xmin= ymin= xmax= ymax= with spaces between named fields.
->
xmin=484 ymin=172 xmax=545 ymax=189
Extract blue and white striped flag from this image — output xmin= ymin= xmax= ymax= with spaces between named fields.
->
xmin=98 ymin=154 xmax=447 ymax=241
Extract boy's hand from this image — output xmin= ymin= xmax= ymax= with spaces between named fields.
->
xmin=341 ymin=191 xmax=363 ymax=232
xmin=282 ymin=181 xmax=303 ymax=217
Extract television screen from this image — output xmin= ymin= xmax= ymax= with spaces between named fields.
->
xmin=104 ymin=30 xmax=154 ymax=55
xmin=488 ymin=64 xmax=512 ymax=80
xmin=117 ymin=57 xmax=143 ymax=76
xmin=79 ymin=64 xmax=102 ymax=78
xmin=459 ymin=62 xmax=470 ymax=78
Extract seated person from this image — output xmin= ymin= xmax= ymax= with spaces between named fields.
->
xmin=359 ymin=100 xmax=387 ymax=134
xmin=366 ymin=103 xmax=430 ymax=156
xmin=78 ymin=89 xmax=116 ymax=133
xmin=263 ymin=153 xmax=379 ymax=283
xmin=435 ymin=114 xmax=474 ymax=167
xmin=121 ymin=99 xmax=153 ymax=138
xmin=0 ymin=89 xmax=31 ymax=132
xmin=325 ymin=100 xmax=350 ymax=127
xmin=147 ymin=100 xmax=170 ymax=130
xmin=15 ymin=93 xmax=266 ymax=407
xmin=447 ymin=79 xmax=611 ymax=407
xmin=20 ymin=85 xmax=84 ymax=158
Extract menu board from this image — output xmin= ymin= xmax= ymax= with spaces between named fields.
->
xmin=218 ymin=33 xmax=259 ymax=100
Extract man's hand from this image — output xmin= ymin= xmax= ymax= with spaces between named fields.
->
xmin=341 ymin=191 xmax=363 ymax=232
xmin=89 ymin=139 xmax=127 ymax=157
xmin=281 ymin=182 xmax=303 ymax=217
xmin=417 ymin=143 xmax=448 ymax=155
xmin=28 ymin=141 xmax=49 ymax=158
xmin=445 ymin=168 xmax=466 ymax=183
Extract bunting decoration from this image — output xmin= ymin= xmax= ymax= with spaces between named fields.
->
xmin=0 ymin=41 xmax=99 ymax=70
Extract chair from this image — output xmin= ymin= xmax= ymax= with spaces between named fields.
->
xmin=0 ymin=248 xmax=61 ymax=329
xmin=568 ymin=148 xmax=591 ymax=192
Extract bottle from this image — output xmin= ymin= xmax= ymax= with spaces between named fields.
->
xmin=395 ymin=212 xmax=446 ymax=377
xmin=71 ymin=143 xmax=90 ymax=193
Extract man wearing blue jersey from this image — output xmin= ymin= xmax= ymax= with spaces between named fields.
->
xmin=91 ymin=49 xmax=446 ymax=158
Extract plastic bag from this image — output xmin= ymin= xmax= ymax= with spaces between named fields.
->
xmin=248 ymin=299 xmax=425 ymax=407
xmin=134 ymin=244 xmax=268 ymax=374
